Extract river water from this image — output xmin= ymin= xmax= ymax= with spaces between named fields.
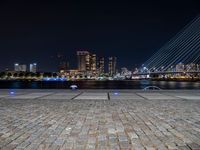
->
xmin=0 ymin=80 xmax=199 ymax=89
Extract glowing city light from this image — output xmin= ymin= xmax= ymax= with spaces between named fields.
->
xmin=70 ymin=85 xmax=78 ymax=90
xmin=113 ymin=92 xmax=119 ymax=96
xmin=9 ymin=90 xmax=15 ymax=96
xmin=10 ymin=91 xmax=15 ymax=94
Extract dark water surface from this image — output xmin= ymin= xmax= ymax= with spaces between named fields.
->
xmin=0 ymin=80 xmax=199 ymax=89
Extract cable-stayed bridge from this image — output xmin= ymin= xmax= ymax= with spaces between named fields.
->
xmin=137 ymin=15 xmax=200 ymax=76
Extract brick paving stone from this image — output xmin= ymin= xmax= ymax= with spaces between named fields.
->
xmin=15 ymin=141 xmax=31 ymax=149
xmin=109 ymin=145 xmax=120 ymax=150
xmin=178 ymin=145 xmax=192 ymax=150
xmin=0 ymin=90 xmax=200 ymax=150
xmin=187 ymin=142 xmax=200 ymax=150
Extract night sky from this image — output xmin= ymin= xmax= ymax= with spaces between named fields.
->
xmin=0 ymin=0 xmax=199 ymax=72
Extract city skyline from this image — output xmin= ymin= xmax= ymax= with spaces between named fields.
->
xmin=11 ymin=50 xmax=117 ymax=74
xmin=0 ymin=1 xmax=199 ymax=71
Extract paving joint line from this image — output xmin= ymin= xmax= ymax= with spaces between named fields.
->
xmin=34 ymin=92 xmax=56 ymax=100
xmin=135 ymin=92 xmax=149 ymax=100
xmin=107 ymin=92 xmax=110 ymax=100
xmin=71 ymin=92 xmax=83 ymax=100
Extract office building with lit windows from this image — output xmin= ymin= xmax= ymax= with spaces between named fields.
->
xmin=77 ymin=51 xmax=90 ymax=72
xmin=14 ymin=63 xmax=27 ymax=72
xmin=98 ymin=57 xmax=105 ymax=75
xmin=108 ymin=57 xmax=117 ymax=76
xmin=90 ymin=54 xmax=97 ymax=74
xmin=30 ymin=63 xmax=37 ymax=73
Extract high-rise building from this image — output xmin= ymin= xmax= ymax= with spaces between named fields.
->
xmin=108 ymin=57 xmax=112 ymax=76
xmin=90 ymin=54 xmax=97 ymax=74
xmin=30 ymin=63 xmax=37 ymax=73
xmin=98 ymin=57 xmax=104 ymax=75
xmin=56 ymin=53 xmax=69 ymax=72
xmin=176 ymin=63 xmax=185 ymax=72
xmin=14 ymin=64 xmax=27 ymax=72
xmin=108 ymin=57 xmax=117 ymax=76
xmin=185 ymin=63 xmax=197 ymax=72
xmin=59 ymin=61 xmax=69 ymax=72
xmin=197 ymin=64 xmax=200 ymax=71
xmin=85 ymin=53 xmax=90 ymax=72
xmin=77 ymin=51 xmax=97 ymax=75
xmin=77 ymin=51 xmax=90 ymax=72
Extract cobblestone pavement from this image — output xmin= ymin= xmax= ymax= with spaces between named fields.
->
xmin=0 ymin=90 xmax=200 ymax=150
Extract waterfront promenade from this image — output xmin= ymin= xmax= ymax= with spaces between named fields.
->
xmin=0 ymin=89 xmax=200 ymax=150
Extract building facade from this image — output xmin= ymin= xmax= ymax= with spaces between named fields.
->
xmin=77 ymin=51 xmax=90 ymax=72
xmin=77 ymin=51 xmax=97 ymax=76
xmin=98 ymin=57 xmax=105 ymax=75
xmin=14 ymin=64 xmax=27 ymax=72
xmin=30 ymin=63 xmax=37 ymax=73
xmin=108 ymin=57 xmax=117 ymax=76
xmin=90 ymin=54 xmax=97 ymax=74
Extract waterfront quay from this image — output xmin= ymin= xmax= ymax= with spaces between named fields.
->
xmin=0 ymin=90 xmax=200 ymax=150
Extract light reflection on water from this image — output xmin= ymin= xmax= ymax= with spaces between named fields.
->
xmin=0 ymin=80 xmax=199 ymax=89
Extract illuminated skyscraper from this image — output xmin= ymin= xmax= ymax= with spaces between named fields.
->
xmin=77 ymin=51 xmax=97 ymax=75
xmin=108 ymin=57 xmax=117 ymax=76
xmin=14 ymin=63 xmax=27 ymax=72
xmin=176 ymin=63 xmax=184 ymax=72
xmin=85 ymin=53 xmax=90 ymax=72
xmin=185 ymin=63 xmax=197 ymax=72
xmin=77 ymin=51 xmax=90 ymax=72
xmin=197 ymin=64 xmax=200 ymax=71
xmin=30 ymin=63 xmax=37 ymax=73
xmin=90 ymin=54 xmax=97 ymax=74
xmin=57 ymin=54 xmax=69 ymax=72
xmin=59 ymin=61 xmax=69 ymax=72
xmin=98 ymin=57 xmax=104 ymax=75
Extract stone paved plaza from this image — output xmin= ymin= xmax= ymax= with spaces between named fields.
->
xmin=0 ymin=89 xmax=200 ymax=150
